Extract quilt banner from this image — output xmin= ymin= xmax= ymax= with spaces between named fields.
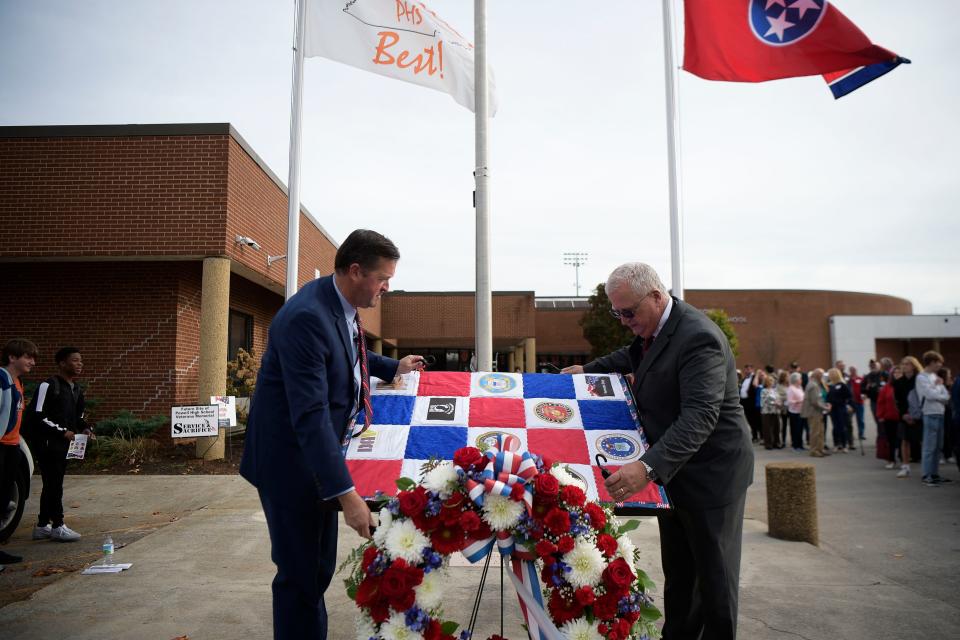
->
xmin=345 ymin=371 xmax=671 ymax=513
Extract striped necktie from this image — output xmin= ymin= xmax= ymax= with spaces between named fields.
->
xmin=354 ymin=314 xmax=373 ymax=435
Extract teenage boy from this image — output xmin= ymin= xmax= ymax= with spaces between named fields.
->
xmin=915 ymin=351 xmax=951 ymax=486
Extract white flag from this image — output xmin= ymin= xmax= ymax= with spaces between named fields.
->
xmin=304 ymin=0 xmax=497 ymax=114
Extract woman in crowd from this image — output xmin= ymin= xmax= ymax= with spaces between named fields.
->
xmin=940 ymin=367 xmax=953 ymax=464
xmin=760 ymin=375 xmax=782 ymax=449
xmin=786 ymin=372 xmax=806 ymax=451
xmin=876 ymin=365 xmax=902 ymax=469
xmin=749 ymin=369 xmax=766 ymax=443
xmin=826 ymin=368 xmax=853 ymax=452
xmin=894 ymin=356 xmax=922 ymax=478
xmin=776 ymin=371 xmax=790 ymax=449
xmin=802 ymin=369 xmax=831 ymax=457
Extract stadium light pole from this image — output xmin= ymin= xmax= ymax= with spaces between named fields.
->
xmin=563 ymin=252 xmax=589 ymax=297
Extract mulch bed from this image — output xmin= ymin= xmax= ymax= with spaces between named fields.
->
xmin=66 ymin=436 xmax=244 ymax=475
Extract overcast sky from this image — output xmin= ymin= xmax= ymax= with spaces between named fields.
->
xmin=1 ymin=1 xmax=957 ymax=313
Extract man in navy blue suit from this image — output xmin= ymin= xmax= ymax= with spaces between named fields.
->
xmin=240 ymin=229 xmax=424 ymax=639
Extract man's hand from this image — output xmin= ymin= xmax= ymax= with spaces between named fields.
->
xmin=604 ymin=461 xmax=650 ymax=501
xmin=397 ymin=355 xmax=426 ymax=375
xmin=561 ymin=365 xmax=584 ymax=375
xmin=64 ymin=430 xmax=75 ymax=442
xmin=338 ymin=490 xmax=374 ymax=539
xmin=82 ymin=427 xmax=96 ymax=441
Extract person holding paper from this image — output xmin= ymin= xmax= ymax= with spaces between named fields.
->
xmin=24 ymin=346 xmax=92 ymax=542
xmin=240 ymin=229 xmax=425 ymax=640
xmin=563 ymin=262 xmax=753 ymax=640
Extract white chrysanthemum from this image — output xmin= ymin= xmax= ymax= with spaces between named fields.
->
xmin=380 ymin=611 xmax=424 ymax=640
xmin=482 ymin=493 xmax=524 ymax=531
xmin=415 ymin=568 xmax=445 ymax=610
xmin=551 ymin=465 xmax=587 ymax=491
xmin=560 ymin=618 xmax=604 ymax=640
xmin=422 ymin=461 xmax=458 ymax=498
xmin=384 ymin=518 xmax=429 ymax=563
xmin=355 ymin=612 xmax=377 ymax=640
xmin=562 ymin=539 xmax=606 ymax=588
xmin=616 ymin=534 xmax=637 ymax=573
xmin=373 ymin=508 xmax=393 ymax=547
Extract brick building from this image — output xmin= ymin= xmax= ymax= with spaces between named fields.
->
xmin=2 ymin=123 xmax=943 ymax=434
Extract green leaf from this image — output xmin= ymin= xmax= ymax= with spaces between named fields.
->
xmin=635 ymin=569 xmax=656 ymax=592
xmin=396 ymin=477 xmax=416 ymax=492
xmin=640 ymin=603 xmax=662 ymax=622
xmin=441 ymin=621 xmax=460 ymax=634
xmin=346 ymin=583 xmax=357 ymax=600
xmin=616 ymin=518 xmax=641 ymax=535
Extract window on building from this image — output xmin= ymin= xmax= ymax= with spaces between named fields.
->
xmin=228 ymin=310 xmax=253 ymax=360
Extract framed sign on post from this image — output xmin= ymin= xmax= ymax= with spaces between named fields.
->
xmin=170 ymin=405 xmax=219 ymax=438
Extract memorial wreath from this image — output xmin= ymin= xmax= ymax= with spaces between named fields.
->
xmin=341 ymin=436 xmax=661 ymax=640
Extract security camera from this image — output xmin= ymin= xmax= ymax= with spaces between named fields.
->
xmin=235 ymin=235 xmax=262 ymax=251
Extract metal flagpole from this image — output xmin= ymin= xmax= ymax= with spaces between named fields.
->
xmin=474 ymin=0 xmax=493 ymax=370
xmin=284 ymin=0 xmax=308 ymax=300
xmin=662 ymin=0 xmax=685 ymax=300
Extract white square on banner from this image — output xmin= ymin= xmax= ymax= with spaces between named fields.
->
xmin=470 ymin=372 xmax=524 ymax=398
xmin=399 ymin=459 xmax=432 ymax=485
xmin=585 ymin=430 xmax=647 ymax=466
xmin=372 ymin=371 xmax=420 ymax=396
xmin=345 ymin=425 xmax=411 ymax=460
xmin=411 ymin=396 xmax=470 ymax=426
xmin=523 ymin=398 xmax=584 ymax=430
xmin=467 ymin=427 xmax=528 ymax=453
xmin=557 ymin=462 xmax=600 ymax=503
xmin=573 ymin=374 xmax=626 ymax=401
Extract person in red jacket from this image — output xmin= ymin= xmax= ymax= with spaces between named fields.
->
xmin=876 ymin=365 xmax=902 ymax=470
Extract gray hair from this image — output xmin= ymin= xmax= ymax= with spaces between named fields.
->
xmin=789 ymin=372 xmax=802 ymax=384
xmin=605 ymin=262 xmax=668 ymax=298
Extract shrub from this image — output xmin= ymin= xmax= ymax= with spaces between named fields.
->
xmin=226 ymin=348 xmax=259 ymax=398
xmin=92 ymin=434 xmax=160 ymax=468
xmin=95 ymin=411 xmax=167 ymax=439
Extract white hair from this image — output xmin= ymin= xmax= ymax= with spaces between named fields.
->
xmin=605 ymin=262 xmax=668 ymax=298
xmin=789 ymin=372 xmax=802 ymax=384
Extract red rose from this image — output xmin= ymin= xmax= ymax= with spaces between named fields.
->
xmin=547 ymin=590 xmax=584 ymax=625
xmin=362 ymin=545 xmax=379 ymax=570
xmin=370 ymin=602 xmax=390 ymax=623
xmin=389 ymin=588 xmax=416 ymax=611
xmin=584 ymin=503 xmax=606 ymax=530
xmin=535 ymin=539 xmax=558 ymax=558
xmin=560 ymin=485 xmax=586 ymax=507
xmin=534 ymin=473 xmax=560 ymax=502
xmin=440 ymin=504 xmax=462 ymax=526
xmin=602 ymin=557 xmax=635 ymax=593
xmin=473 ymin=519 xmax=493 ymax=540
xmin=556 ymin=535 xmax=574 ymax=554
xmin=574 ymin=585 xmax=596 ymax=606
xmin=460 ymin=510 xmax=481 ymax=532
xmin=615 ymin=618 xmax=632 ymax=636
xmin=624 ymin=610 xmax=640 ymax=625
xmin=540 ymin=456 xmax=554 ymax=470
xmin=379 ymin=566 xmax=409 ymax=597
xmin=414 ymin=513 xmax=441 ymax=533
xmin=540 ymin=564 xmax=553 ymax=583
xmin=592 ymin=592 xmax=619 ymax=620
xmin=399 ymin=487 xmax=428 ymax=518
xmin=399 ymin=562 xmax=424 ymax=587
xmin=424 ymin=619 xmax=443 ymax=640
xmin=532 ymin=501 xmax=550 ymax=521
xmin=453 ymin=446 xmax=485 ymax=470
xmin=510 ymin=483 xmax=527 ymax=501
xmin=544 ymin=507 xmax=570 ymax=536
xmin=431 ymin=523 xmax=465 ymax=555
xmin=355 ymin=575 xmax=381 ymax=607
xmin=596 ymin=533 xmax=618 ymax=558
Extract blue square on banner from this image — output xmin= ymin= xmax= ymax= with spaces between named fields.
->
xmin=369 ymin=395 xmax=415 ymax=425
xmin=578 ymin=400 xmax=636 ymax=431
xmin=404 ymin=426 xmax=467 ymax=460
xmin=521 ymin=374 xmax=576 ymax=399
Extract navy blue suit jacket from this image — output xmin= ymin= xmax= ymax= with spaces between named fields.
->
xmin=240 ymin=275 xmax=399 ymax=508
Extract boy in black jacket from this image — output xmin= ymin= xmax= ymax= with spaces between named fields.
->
xmin=25 ymin=347 xmax=92 ymax=542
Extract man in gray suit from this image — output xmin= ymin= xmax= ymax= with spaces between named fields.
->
xmin=564 ymin=262 xmax=753 ymax=640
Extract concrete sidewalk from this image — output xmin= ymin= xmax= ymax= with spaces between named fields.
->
xmin=1 ymin=441 xmax=958 ymax=639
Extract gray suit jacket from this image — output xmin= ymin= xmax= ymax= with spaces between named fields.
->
xmin=584 ymin=298 xmax=754 ymax=509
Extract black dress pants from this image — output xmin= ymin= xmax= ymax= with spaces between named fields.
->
xmin=37 ymin=441 xmax=69 ymax=528
xmin=658 ymin=493 xmax=747 ymax=640
xmin=259 ymin=491 xmax=339 ymax=640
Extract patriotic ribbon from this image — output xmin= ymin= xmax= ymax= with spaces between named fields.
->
xmin=458 ymin=435 xmax=561 ymax=640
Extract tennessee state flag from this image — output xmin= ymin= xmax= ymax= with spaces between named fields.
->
xmin=683 ymin=0 xmax=909 ymax=98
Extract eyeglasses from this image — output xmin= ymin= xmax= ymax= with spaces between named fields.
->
xmin=609 ymin=292 xmax=653 ymax=320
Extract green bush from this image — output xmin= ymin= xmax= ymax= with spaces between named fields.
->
xmin=95 ymin=411 xmax=167 ymax=439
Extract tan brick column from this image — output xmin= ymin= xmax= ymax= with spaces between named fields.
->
xmin=514 ymin=344 xmax=524 ymax=373
xmin=507 ymin=350 xmax=515 ymax=372
xmin=390 ymin=346 xmax=399 ymax=359
xmin=372 ymin=338 xmax=383 ymax=355
xmin=524 ymin=338 xmax=536 ymax=373
xmin=196 ymin=257 xmax=230 ymax=460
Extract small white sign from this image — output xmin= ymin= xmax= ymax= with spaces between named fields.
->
xmin=171 ymin=405 xmax=219 ymax=438
xmin=66 ymin=434 xmax=88 ymax=460
xmin=210 ymin=395 xmax=237 ymax=428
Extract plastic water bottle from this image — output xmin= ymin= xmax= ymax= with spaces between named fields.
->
xmin=101 ymin=535 xmax=114 ymax=566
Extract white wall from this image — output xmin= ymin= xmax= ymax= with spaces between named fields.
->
xmin=830 ymin=315 xmax=960 ymax=371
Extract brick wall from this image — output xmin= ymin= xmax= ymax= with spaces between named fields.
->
xmin=228 ymin=272 xmax=284 ymax=361
xmin=535 ymin=309 xmax=591 ymax=355
xmin=875 ymin=338 xmax=960 ymax=374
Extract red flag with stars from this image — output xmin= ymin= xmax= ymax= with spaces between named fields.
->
xmin=683 ymin=0 xmax=909 ymax=98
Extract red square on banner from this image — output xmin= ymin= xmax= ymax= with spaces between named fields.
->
xmin=592 ymin=466 xmax=667 ymax=507
xmin=417 ymin=371 xmax=471 ymax=397
xmin=347 ymin=459 xmax=403 ymax=499
xmin=527 ymin=429 xmax=589 ymax=465
xmin=468 ymin=397 xmax=526 ymax=428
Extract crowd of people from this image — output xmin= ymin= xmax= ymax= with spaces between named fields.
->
xmin=738 ymin=353 xmax=959 ymax=486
